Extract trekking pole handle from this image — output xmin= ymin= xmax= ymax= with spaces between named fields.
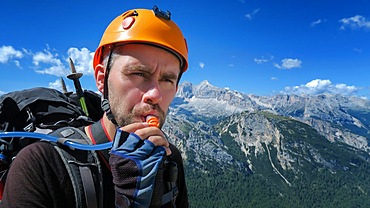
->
xmin=67 ymin=57 xmax=90 ymax=116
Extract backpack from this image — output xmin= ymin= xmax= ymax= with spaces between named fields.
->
xmin=0 ymin=87 xmax=105 ymax=207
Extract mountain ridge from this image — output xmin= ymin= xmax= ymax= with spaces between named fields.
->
xmin=170 ymin=80 xmax=370 ymax=152
xmin=164 ymin=80 xmax=370 ymax=207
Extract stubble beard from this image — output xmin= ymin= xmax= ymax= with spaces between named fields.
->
xmin=108 ymin=92 xmax=167 ymax=128
xmin=107 ymin=89 xmax=133 ymax=127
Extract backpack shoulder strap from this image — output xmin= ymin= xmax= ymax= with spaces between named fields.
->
xmin=85 ymin=119 xmax=111 ymax=170
xmin=49 ymin=127 xmax=103 ymax=208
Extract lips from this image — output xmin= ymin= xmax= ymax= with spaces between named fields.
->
xmin=141 ymin=114 xmax=157 ymax=122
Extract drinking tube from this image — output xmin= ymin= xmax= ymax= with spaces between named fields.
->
xmin=0 ymin=131 xmax=112 ymax=151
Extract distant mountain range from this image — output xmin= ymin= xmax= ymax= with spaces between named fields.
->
xmin=163 ymin=80 xmax=370 ymax=207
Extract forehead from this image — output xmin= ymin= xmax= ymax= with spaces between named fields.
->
xmin=112 ymin=44 xmax=181 ymax=71
xmin=115 ymin=44 xmax=179 ymax=61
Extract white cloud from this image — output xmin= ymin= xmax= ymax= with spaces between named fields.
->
xmin=254 ymin=55 xmax=274 ymax=64
xmin=32 ymin=50 xmax=54 ymax=66
xmin=48 ymin=78 xmax=73 ymax=92
xmin=254 ymin=57 xmax=268 ymax=64
xmin=281 ymin=79 xmax=359 ymax=96
xmin=274 ymin=58 xmax=302 ymax=69
xmin=0 ymin=45 xmax=94 ymax=78
xmin=339 ymin=15 xmax=370 ymax=30
xmin=199 ymin=62 xmax=205 ymax=69
xmin=14 ymin=60 xmax=21 ymax=68
xmin=271 ymin=77 xmax=278 ymax=81
xmin=33 ymin=48 xmax=69 ymax=76
xmin=67 ymin=47 xmax=94 ymax=75
xmin=35 ymin=64 xmax=69 ymax=77
xmin=245 ymin=9 xmax=260 ymax=20
xmin=0 ymin=45 xmax=23 ymax=65
xmin=32 ymin=47 xmax=94 ymax=77
xmin=310 ymin=19 xmax=322 ymax=27
xmin=353 ymin=48 xmax=362 ymax=53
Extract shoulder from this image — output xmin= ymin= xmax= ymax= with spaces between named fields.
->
xmin=16 ymin=141 xmax=60 ymax=163
xmin=10 ymin=141 xmax=68 ymax=178
xmin=169 ymin=143 xmax=181 ymax=157
xmin=2 ymin=141 xmax=75 ymax=207
xmin=168 ymin=143 xmax=185 ymax=166
xmin=168 ymin=143 xmax=189 ymax=206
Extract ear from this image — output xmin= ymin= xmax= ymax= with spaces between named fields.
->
xmin=94 ymin=64 xmax=105 ymax=94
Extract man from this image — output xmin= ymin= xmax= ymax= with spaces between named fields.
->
xmin=2 ymin=6 xmax=189 ymax=208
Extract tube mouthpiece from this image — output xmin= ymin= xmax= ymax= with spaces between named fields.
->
xmin=146 ymin=115 xmax=160 ymax=127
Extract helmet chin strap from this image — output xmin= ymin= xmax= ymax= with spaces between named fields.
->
xmin=101 ymin=45 xmax=118 ymax=126
xmin=101 ymin=98 xmax=118 ymax=125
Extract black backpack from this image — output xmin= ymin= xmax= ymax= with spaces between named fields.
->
xmin=0 ymin=87 xmax=105 ymax=207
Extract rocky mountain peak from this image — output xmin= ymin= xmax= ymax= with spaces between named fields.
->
xmin=165 ymin=80 xmax=370 ymax=206
xmin=170 ymin=80 xmax=370 ymax=153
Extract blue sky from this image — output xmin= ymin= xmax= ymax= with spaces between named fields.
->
xmin=1 ymin=0 xmax=370 ymax=98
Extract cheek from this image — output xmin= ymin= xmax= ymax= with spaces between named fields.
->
xmin=161 ymin=90 xmax=177 ymax=109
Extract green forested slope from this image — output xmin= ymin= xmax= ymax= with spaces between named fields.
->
xmin=185 ymin=113 xmax=370 ymax=207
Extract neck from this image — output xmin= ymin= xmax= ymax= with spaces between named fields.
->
xmin=84 ymin=113 xmax=117 ymax=142
xmin=102 ymin=113 xmax=117 ymax=141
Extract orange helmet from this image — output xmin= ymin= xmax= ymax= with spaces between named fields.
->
xmin=93 ymin=6 xmax=188 ymax=72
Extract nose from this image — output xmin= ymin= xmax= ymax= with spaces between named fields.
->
xmin=143 ymin=82 xmax=162 ymax=105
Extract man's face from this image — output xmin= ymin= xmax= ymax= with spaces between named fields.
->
xmin=106 ymin=44 xmax=180 ymax=127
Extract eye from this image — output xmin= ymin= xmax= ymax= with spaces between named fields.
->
xmin=133 ymin=72 xmax=146 ymax=77
xmin=160 ymin=73 xmax=178 ymax=85
xmin=165 ymin=78 xmax=174 ymax=83
xmin=159 ymin=76 xmax=175 ymax=84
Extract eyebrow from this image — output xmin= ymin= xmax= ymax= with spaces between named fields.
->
xmin=161 ymin=71 xmax=179 ymax=81
xmin=128 ymin=63 xmax=179 ymax=77
xmin=123 ymin=63 xmax=146 ymax=73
